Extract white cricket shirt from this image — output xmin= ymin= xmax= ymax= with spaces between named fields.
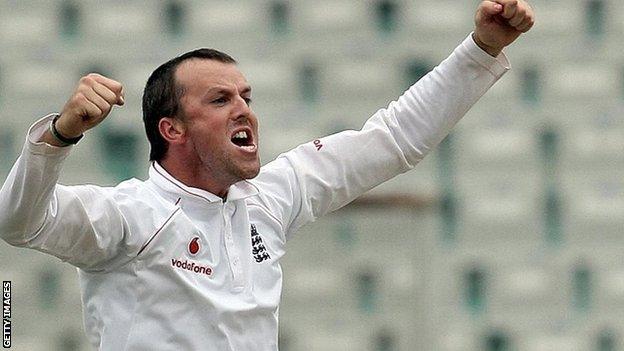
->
xmin=0 ymin=34 xmax=508 ymax=350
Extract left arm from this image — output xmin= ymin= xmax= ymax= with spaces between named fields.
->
xmin=255 ymin=0 xmax=535 ymax=237
xmin=284 ymin=35 xmax=508 ymax=230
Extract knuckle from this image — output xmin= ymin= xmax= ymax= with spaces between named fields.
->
xmin=80 ymin=75 xmax=95 ymax=86
xmin=76 ymin=84 xmax=90 ymax=94
xmin=102 ymin=93 xmax=115 ymax=103
xmin=92 ymin=105 xmax=103 ymax=116
xmin=112 ymin=82 xmax=123 ymax=93
xmin=74 ymin=92 xmax=87 ymax=103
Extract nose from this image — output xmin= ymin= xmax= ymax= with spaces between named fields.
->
xmin=233 ymin=95 xmax=252 ymax=118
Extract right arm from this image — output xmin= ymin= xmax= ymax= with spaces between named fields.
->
xmin=41 ymin=73 xmax=125 ymax=146
xmin=0 ymin=74 xmax=127 ymax=271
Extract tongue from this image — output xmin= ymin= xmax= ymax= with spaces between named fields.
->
xmin=232 ymin=138 xmax=247 ymax=147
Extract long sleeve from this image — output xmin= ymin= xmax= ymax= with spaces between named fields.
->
xmin=253 ymin=33 xmax=510 ymax=238
xmin=0 ymin=115 xmax=131 ymax=271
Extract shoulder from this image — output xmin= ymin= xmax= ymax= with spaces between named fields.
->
xmin=246 ymin=155 xmax=304 ymax=231
xmin=249 ymin=154 xmax=303 ymax=200
xmin=75 ymin=178 xmax=179 ymax=234
xmin=113 ymin=178 xmax=178 ymax=214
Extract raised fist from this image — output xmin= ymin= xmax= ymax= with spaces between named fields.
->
xmin=474 ymin=0 xmax=535 ymax=56
xmin=55 ymin=73 xmax=125 ymax=139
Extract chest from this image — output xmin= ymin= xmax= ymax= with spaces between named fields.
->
xmin=134 ymin=200 xmax=286 ymax=302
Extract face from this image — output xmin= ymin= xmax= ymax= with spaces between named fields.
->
xmin=175 ymin=59 xmax=260 ymax=187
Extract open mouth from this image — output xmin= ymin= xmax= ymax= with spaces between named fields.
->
xmin=230 ymin=128 xmax=256 ymax=152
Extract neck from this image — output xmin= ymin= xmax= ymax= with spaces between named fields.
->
xmin=158 ymin=157 xmax=232 ymax=199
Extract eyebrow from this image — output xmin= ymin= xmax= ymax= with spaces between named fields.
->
xmin=205 ymin=85 xmax=252 ymax=96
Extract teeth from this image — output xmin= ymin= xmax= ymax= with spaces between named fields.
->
xmin=233 ymin=131 xmax=247 ymax=139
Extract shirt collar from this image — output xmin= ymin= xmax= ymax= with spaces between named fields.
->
xmin=148 ymin=161 xmax=258 ymax=203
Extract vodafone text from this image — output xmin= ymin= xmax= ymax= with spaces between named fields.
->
xmin=171 ymin=259 xmax=212 ymax=276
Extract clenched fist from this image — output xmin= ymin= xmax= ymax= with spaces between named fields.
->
xmin=473 ymin=0 xmax=535 ymax=57
xmin=44 ymin=73 xmax=125 ymax=146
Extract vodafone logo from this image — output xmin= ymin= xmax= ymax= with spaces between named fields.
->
xmin=171 ymin=258 xmax=212 ymax=276
xmin=169 ymin=236 xmax=211 ymax=277
xmin=188 ymin=237 xmax=200 ymax=256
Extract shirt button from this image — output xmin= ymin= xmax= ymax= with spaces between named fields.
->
xmin=225 ymin=204 xmax=235 ymax=215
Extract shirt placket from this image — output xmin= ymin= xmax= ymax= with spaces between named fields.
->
xmin=222 ymin=202 xmax=244 ymax=291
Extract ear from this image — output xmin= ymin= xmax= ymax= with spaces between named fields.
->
xmin=158 ymin=117 xmax=187 ymax=145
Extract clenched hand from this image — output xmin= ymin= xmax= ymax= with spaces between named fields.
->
xmin=473 ymin=0 xmax=535 ymax=57
xmin=43 ymin=73 xmax=124 ymax=146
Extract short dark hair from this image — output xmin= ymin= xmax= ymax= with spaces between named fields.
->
xmin=142 ymin=48 xmax=236 ymax=161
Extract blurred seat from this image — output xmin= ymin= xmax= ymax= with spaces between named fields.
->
xmin=396 ymin=0 xmax=473 ymax=56
xmin=520 ymin=333 xmax=589 ymax=351
xmin=321 ymin=59 xmax=399 ymax=101
xmin=439 ymin=333 xmax=477 ymax=351
xmin=188 ymin=0 xmax=266 ymax=35
xmin=80 ymin=0 xmax=160 ymax=42
xmin=4 ymin=61 xmax=75 ymax=100
xmin=546 ymin=63 xmax=617 ymax=101
xmin=598 ymin=270 xmax=624 ymax=309
xmin=558 ymin=102 xmax=624 ymax=172
xmin=0 ymin=1 xmax=623 ymax=350
xmin=526 ymin=0 xmax=584 ymax=37
xmin=346 ymin=207 xmax=430 ymax=258
xmin=561 ymin=172 xmax=624 ymax=244
xmin=116 ymin=64 xmax=155 ymax=102
xmin=239 ymin=60 xmax=297 ymax=102
xmin=613 ymin=1 xmax=624 ymax=37
xmin=403 ymin=1 xmax=472 ymax=34
xmin=282 ymin=266 xmax=350 ymax=310
xmin=455 ymin=169 xmax=543 ymax=246
xmin=186 ymin=0 xmax=270 ymax=56
xmin=292 ymin=0 xmax=369 ymax=36
xmin=456 ymin=103 xmax=541 ymax=173
xmin=0 ymin=2 xmax=58 ymax=47
xmin=298 ymin=331 xmax=369 ymax=351
xmin=433 ymin=321 xmax=479 ymax=351
xmin=490 ymin=266 xmax=558 ymax=314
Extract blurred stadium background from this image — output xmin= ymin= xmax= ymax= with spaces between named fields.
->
xmin=0 ymin=0 xmax=623 ymax=350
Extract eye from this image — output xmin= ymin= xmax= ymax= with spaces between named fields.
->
xmin=212 ymin=96 xmax=228 ymax=104
xmin=243 ymin=97 xmax=252 ymax=105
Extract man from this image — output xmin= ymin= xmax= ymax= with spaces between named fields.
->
xmin=0 ymin=1 xmax=533 ymax=350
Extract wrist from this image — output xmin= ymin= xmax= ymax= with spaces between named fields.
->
xmin=49 ymin=114 xmax=84 ymax=146
xmin=472 ymin=33 xmax=503 ymax=57
xmin=54 ymin=114 xmax=84 ymax=139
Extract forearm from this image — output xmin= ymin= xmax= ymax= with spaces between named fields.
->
xmin=386 ymin=33 xmax=509 ymax=166
xmin=0 ymin=115 xmax=134 ymax=271
xmin=0 ymin=115 xmax=71 ymax=243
